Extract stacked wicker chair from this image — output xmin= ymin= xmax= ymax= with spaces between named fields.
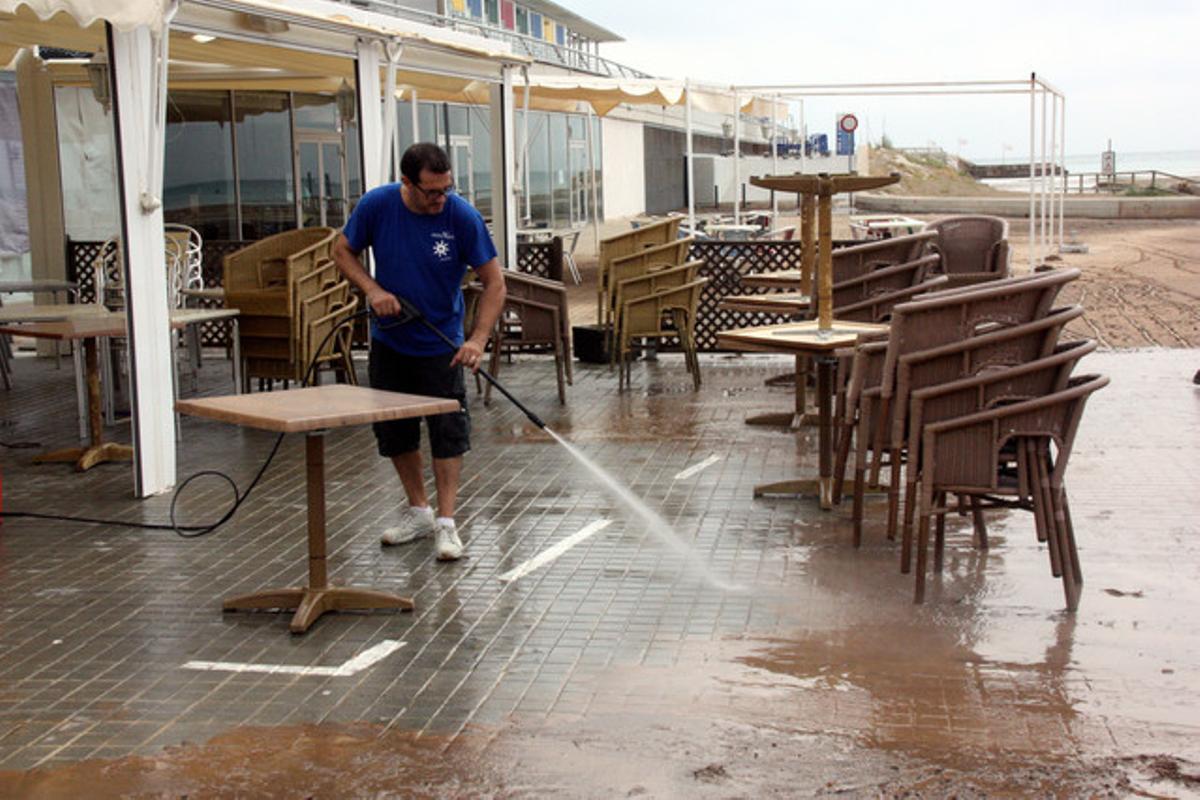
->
xmin=830 ymin=267 xmax=1105 ymax=609
xmin=223 ymin=228 xmax=352 ymax=387
xmin=924 ymin=215 xmax=1011 ymax=287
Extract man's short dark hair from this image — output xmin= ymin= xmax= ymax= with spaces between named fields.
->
xmin=401 ymin=143 xmax=451 ymax=185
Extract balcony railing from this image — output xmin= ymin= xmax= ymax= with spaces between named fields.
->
xmin=335 ymin=0 xmax=652 ymax=78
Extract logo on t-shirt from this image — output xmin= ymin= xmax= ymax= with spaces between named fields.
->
xmin=432 ymin=240 xmax=450 ymax=259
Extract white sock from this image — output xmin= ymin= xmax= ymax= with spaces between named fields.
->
xmin=410 ymin=505 xmax=433 ymax=517
xmin=435 ymin=516 xmax=455 ymax=528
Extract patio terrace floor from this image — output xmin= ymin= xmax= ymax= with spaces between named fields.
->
xmin=0 ymin=346 xmax=1198 ymax=797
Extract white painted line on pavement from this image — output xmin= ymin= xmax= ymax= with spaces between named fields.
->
xmin=674 ymin=455 xmax=721 ymax=481
xmin=498 ymin=519 xmax=613 ymax=583
xmin=183 ymin=640 xmax=406 ymax=677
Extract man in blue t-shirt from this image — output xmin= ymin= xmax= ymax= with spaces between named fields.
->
xmin=333 ymin=143 xmax=506 ymax=562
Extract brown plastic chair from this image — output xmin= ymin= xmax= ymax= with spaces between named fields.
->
xmin=302 ymin=289 xmax=358 ymax=386
xmin=831 ymin=254 xmax=942 ymax=324
xmin=925 ymin=215 xmax=1010 ymax=287
xmin=901 ymin=338 xmax=1097 ymax=568
xmin=602 ymin=238 xmax=693 ymax=329
xmin=913 ymin=373 xmax=1108 ymax=609
xmin=612 ymin=260 xmax=703 ymax=367
xmin=480 ymin=271 xmax=572 ymax=405
xmin=831 ymin=269 xmax=1081 ymax=542
xmin=597 ymin=218 xmax=683 ymax=320
xmin=617 ymin=278 xmax=707 ymax=392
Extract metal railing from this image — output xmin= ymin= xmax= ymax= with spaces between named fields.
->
xmin=335 ymin=0 xmax=652 ymax=78
xmin=1063 ymin=170 xmax=1200 ymax=195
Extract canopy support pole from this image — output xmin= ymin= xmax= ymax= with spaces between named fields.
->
xmin=490 ymin=66 xmax=517 ymax=269
xmin=733 ymin=90 xmax=740 ymax=224
xmin=585 ymin=104 xmax=600 ymax=252
xmin=1028 ymin=73 xmax=1036 ymax=270
xmin=685 ymin=78 xmax=695 ymax=233
xmin=354 ymin=39 xmax=384 ymax=191
xmin=771 ymin=93 xmax=779 ymax=223
xmin=108 ymin=20 xmax=175 ymax=496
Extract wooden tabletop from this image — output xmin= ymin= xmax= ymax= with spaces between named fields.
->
xmin=719 ymin=292 xmax=811 ymax=314
xmin=0 ymin=306 xmax=239 ymax=331
xmin=718 ymin=319 xmax=888 ymax=354
xmin=749 ymin=173 xmax=901 ymax=195
xmin=175 ymin=385 xmax=462 ymax=433
xmin=741 ymin=270 xmax=803 ymax=289
xmin=0 ymin=280 xmax=78 ymax=294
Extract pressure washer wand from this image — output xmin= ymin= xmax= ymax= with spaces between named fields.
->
xmin=378 ymin=297 xmax=547 ymax=430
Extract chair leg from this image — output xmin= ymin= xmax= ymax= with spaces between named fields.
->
xmin=1030 ymin=439 xmax=1062 ymax=578
xmin=970 ymin=495 xmax=988 ymax=549
xmin=562 ymin=330 xmax=574 ymax=385
xmin=1050 ymin=484 xmax=1081 ymax=611
xmin=915 ymin=478 xmax=934 ymax=604
xmin=554 ymin=339 xmax=566 ymax=404
xmin=832 ymin=400 xmax=856 ymax=505
xmin=867 ymin=398 xmax=891 ymax=488
xmin=901 ymin=478 xmax=918 ymax=574
xmin=851 ymin=395 xmax=873 ymax=548
xmin=885 ymin=450 xmax=902 ymax=541
xmin=934 ymin=491 xmax=947 ymax=572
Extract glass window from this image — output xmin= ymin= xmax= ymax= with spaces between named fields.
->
xmin=525 ymin=111 xmax=551 ymax=225
xmin=548 ymin=114 xmax=568 ymax=226
xmin=164 ymin=90 xmax=235 ymax=240
xmin=567 ymin=114 xmax=586 ymax=141
xmin=418 ymin=101 xmax=440 ymax=143
xmin=448 ymin=104 xmax=469 ymax=137
xmin=485 ymin=0 xmax=499 ymax=25
xmin=344 ymin=119 xmax=362 ymax=206
xmin=293 ymin=93 xmax=338 ymax=132
xmin=467 ymin=0 xmax=482 ymax=18
xmin=501 ymin=0 xmax=515 ymax=29
xmin=234 ymin=91 xmax=294 ymax=240
xmin=469 ymin=107 xmax=492 ymax=219
xmin=397 ymin=99 xmax=414 ymax=151
xmin=516 ymin=7 xmax=528 ymax=34
xmin=529 ymin=12 xmax=542 ymax=38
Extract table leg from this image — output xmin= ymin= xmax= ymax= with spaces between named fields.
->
xmin=231 ymin=318 xmax=243 ymax=394
xmin=223 ymin=431 xmax=414 ymax=634
xmin=73 ymin=342 xmax=87 ymax=441
xmin=34 ymin=338 xmax=133 ymax=471
xmin=745 ymin=355 xmax=819 ymax=429
xmin=752 ymin=356 xmax=852 ymax=510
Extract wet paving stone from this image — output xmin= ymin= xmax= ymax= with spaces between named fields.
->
xmin=0 ymin=347 xmax=1198 ymax=796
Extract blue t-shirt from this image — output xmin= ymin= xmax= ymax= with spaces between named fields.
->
xmin=343 ymin=184 xmax=497 ymax=356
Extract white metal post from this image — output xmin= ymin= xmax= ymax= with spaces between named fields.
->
xmin=108 ymin=22 xmax=175 ymax=496
xmin=380 ymin=42 xmax=402 ymax=184
xmin=520 ymin=66 xmax=531 ymax=224
xmin=489 ymin=67 xmax=517 ymax=269
xmin=1028 ymin=74 xmax=1036 ymax=270
xmin=1040 ymin=84 xmax=1049 ymax=258
xmin=585 ymin=104 xmax=600 ymax=251
xmin=1058 ymin=95 xmax=1066 ymax=251
xmin=685 ymin=78 xmax=695 ymax=233
xmin=410 ymin=88 xmax=420 ymax=143
xmin=733 ymin=90 xmax=740 ymax=224
xmin=770 ymin=93 xmax=779 ymax=223
xmin=798 ymin=98 xmax=806 ymax=176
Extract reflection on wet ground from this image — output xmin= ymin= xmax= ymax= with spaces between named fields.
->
xmin=0 ymin=349 xmax=1198 ymax=796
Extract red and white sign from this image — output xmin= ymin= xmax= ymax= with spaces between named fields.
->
xmin=838 ymin=113 xmax=859 ymax=133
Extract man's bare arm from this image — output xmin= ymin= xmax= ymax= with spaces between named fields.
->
xmin=451 ymin=257 xmax=506 ymax=372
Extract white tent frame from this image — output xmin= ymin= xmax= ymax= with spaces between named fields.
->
xmin=705 ymin=75 xmax=1066 ymax=270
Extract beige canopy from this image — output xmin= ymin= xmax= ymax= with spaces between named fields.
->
xmin=0 ymin=0 xmax=169 ymax=32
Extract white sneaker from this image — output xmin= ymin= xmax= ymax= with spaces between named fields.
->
xmin=434 ymin=518 xmax=464 ymax=561
xmin=381 ymin=506 xmax=434 ymax=546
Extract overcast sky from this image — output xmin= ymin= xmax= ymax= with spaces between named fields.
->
xmin=565 ymin=0 xmax=1199 ymax=160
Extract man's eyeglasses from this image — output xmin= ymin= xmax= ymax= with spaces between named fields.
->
xmin=413 ymin=183 xmax=455 ymax=200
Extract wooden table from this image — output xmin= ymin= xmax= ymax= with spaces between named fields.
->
xmin=176 ymin=385 xmax=460 ymax=634
xmin=0 ymin=317 xmax=135 ymax=470
xmin=719 ymin=292 xmax=815 ymax=428
xmin=719 ymin=319 xmax=887 ymax=509
xmin=740 ymin=271 xmax=804 ymax=290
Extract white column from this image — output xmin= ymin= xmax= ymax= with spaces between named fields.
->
xmin=685 ymin=78 xmax=695 ymax=233
xmin=490 ymin=67 xmax=517 ymax=268
xmin=732 ymin=91 xmax=740 ymax=224
xmin=355 ymin=39 xmax=384 ymax=191
xmin=1040 ymin=85 xmax=1049 ymax=259
xmin=108 ymin=23 xmax=174 ymax=496
xmin=379 ymin=42 xmax=402 ymax=184
xmin=410 ymin=88 xmax=420 ymax=143
xmin=798 ymin=98 xmax=806 ymax=176
xmin=520 ymin=67 xmax=531 ymax=224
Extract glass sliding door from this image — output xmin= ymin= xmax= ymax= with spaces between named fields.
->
xmin=296 ymin=134 xmax=347 ymax=228
xmin=234 ymin=91 xmax=295 ymax=240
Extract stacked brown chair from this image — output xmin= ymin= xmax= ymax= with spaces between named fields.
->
xmin=924 ymin=215 xmax=1010 ymax=287
xmin=603 ymin=238 xmax=693 ymax=333
xmin=481 ymin=271 xmax=573 ymax=405
xmin=617 ymin=277 xmax=707 ymax=392
xmin=223 ymin=227 xmax=337 ymax=386
xmin=596 ymin=218 xmax=683 ymax=321
xmin=913 ymin=374 xmax=1108 ymax=608
xmin=299 ymin=281 xmax=358 ymax=386
xmin=833 ymin=269 xmax=1081 ymax=545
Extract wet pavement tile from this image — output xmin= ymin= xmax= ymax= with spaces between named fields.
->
xmin=0 ymin=348 xmax=1199 ymax=796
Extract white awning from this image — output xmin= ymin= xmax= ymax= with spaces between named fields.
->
xmin=0 ymin=0 xmax=169 ymax=32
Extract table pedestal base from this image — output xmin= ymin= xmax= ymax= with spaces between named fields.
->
xmin=754 ymin=478 xmax=888 ymax=511
xmin=744 ymin=410 xmax=819 ymax=429
xmin=224 ymin=587 xmax=414 ymax=634
xmin=34 ymin=442 xmax=133 ymax=471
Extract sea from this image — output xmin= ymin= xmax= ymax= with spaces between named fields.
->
xmin=974 ymin=149 xmax=1200 ymax=192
